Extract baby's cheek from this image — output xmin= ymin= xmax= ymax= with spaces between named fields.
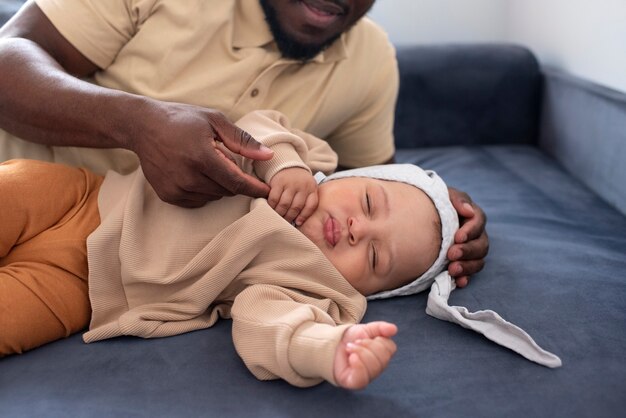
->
xmin=332 ymin=251 xmax=368 ymax=289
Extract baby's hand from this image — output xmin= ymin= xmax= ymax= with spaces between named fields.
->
xmin=268 ymin=167 xmax=318 ymax=225
xmin=333 ymin=321 xmax=398 ymax=390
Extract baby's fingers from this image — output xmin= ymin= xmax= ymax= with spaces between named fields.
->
xmin=284 ymin=192 xmax=306 ymax=223
xmin=362 ymin=321 xmax=398 ymax=339
xmin=295 ymin=191 xmax=318 ymax=226
xmin=274 ymin=189 xmax=297 ymax=218
xmin=346 ymin=338 xmax=396 ymax=384
xmin=342 ymin=352 xmax=370 ymax=390
xmin=267 ymin=185 xmax=284 ymax=210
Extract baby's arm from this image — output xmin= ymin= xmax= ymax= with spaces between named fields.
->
xmin=333 ymin=322 xmax=398 ymax=390
xmin=231 ymin=111 xmax=337 ymax=223
xmin=268 ymin=167 xmax=318 ymax=225
xmin=231 ymin=284 xmax=396 ymax=389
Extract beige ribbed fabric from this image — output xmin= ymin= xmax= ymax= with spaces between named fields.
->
xmin=85 ymin=110 xmax=366 ymax=387
xmin=0 ymin=0 xmax=397 ymax=171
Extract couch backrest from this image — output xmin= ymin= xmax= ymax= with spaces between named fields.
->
xmin=539 ymin=69 xmax=626 ymax=216
xmin=393 ymin=44 xmax=542 ymax=148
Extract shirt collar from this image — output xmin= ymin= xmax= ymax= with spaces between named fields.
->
xmin=232 ymin=0 xmax=348 ymax=64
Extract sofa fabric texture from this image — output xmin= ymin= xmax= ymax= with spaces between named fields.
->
xmin=1 ymin=3 xmax=625 ymax=417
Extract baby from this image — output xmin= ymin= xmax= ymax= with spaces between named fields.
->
xmin=0 ymin=111 xmax=560 ymax=389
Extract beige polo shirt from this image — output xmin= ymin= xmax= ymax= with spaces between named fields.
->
xmin=0 ymin=0 xmax=398 ymax=173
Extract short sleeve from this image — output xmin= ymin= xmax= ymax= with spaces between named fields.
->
xmin=35 ymin=0 xmax=157 ymax=68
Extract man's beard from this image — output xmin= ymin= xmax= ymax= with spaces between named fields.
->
xmin=259 ymin=0 xmax=342 ymax=62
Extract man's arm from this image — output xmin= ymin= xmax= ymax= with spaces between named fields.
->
xmin=0 ymin=2 xmax=271 ymax=207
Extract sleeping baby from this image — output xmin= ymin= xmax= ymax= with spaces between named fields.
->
xmin=0 ymin=110 xmax=560 ymax=389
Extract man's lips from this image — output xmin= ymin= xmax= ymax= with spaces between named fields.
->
xmin=300 ymin=0 xmax=345 ymax=27
xmin=324 ymin=216 xmax=340 ymax=247
xmin=302 ymin=0 xmax=345 ymax=15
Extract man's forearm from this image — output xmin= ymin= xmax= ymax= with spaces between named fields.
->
xmin=0 ymin=37 xmax=151 ymax=151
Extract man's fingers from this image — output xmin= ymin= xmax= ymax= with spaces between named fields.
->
xmin=151 ymin=175 xmax=235 ymax=207
xmin=454 ymin=276 xmax=470 ymax=288
xmin=449 ymin=231 xmax=489 ymax=277
xmin=458 ymin=206 xmax=487 ymax=241
xmin=448 ymin=187 xmax=487 ymax=243
xmin=448 ymin=232 xmax=489 ymax=261
xmin=203 ymin=154 xmax=270 ymax=198
xmin=448 ymin=259 xmax=485 ymax=278
xmin=448 ymin=188 xmax=472 ymax=212
xmin=212 ymin=114 xmax=274 ymax=161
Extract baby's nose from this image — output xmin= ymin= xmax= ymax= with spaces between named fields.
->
xmin=347 ymin=217 xmax=367 ymax=245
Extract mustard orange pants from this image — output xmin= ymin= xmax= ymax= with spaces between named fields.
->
xmin=0 ymin=159 xmax=103 ymax=356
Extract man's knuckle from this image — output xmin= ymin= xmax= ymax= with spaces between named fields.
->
xmin=238 ymin=130 xmax=253 ymax=147
xmin=229 ymin=176 xmax=248 ymax=193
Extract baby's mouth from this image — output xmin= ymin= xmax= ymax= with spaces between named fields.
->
xmin=323 ymin=216 xmax=340 ymax=247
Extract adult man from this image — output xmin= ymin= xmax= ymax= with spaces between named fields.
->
xmin=0 ymin=0 xmax=487 ymax=284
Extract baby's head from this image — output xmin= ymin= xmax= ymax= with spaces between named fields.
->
xmin=298 ymin=164 xmax=458 ymax=298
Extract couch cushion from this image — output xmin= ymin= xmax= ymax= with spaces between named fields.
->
xmin=2 ymin=145 xmax=624 ymax=418
xmin=394 ymin=44 xmax=542 ymax=148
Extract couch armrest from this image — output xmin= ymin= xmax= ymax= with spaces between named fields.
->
xmin=394 ymin=44 xmax=541 ymax=148
xmin=539 ymin=68 xmax=626 ymax=216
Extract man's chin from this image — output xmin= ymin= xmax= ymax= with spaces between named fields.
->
xmin=275 ymin=37 xmax=334 ymax=61
xmin=260 ymin=0 xmax=339 ymax=61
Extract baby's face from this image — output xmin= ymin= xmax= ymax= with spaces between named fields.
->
xmin=298 ymin=177 xmax=440 ymax=296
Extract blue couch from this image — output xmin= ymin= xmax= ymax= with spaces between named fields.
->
xmin=1 ymin=3 xmax=625 ymax=417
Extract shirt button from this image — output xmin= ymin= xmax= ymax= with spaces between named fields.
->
xmin=250 ymin=88 xmax=259 ymax=97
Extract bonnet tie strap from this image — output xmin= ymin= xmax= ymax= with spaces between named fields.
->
xmin=426 ymin=272 xmax=562 ymax=368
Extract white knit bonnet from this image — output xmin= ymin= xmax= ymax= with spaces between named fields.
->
xmin=318 ymin=164 xmax=457 ymax=300
xmin=315 ymin=164 xmax=562 ymax=368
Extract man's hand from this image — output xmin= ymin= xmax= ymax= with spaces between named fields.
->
xmin=333 ymin=322 xmax=398 ymax=390
xmin=268 ymin=167 xmax=318 ymax=225
xmin=133 ymin=103 xmax=274 ymax=208
xmin=447 ymin=187 xmax=489 ymax=287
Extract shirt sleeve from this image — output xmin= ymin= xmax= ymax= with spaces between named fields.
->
xmin=230 ymin=284 xmax=352 ymax=387
xmin=234 ymin=110 xmax=338 ymax=184
xmin=35 ymin=0 xmax=157 ymax=68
